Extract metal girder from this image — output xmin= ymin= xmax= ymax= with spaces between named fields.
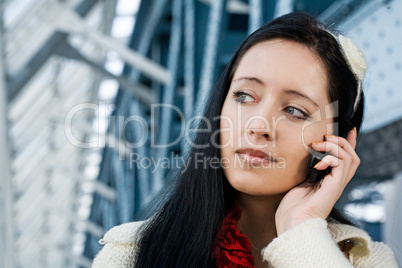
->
xmin=55 ymin=5 xmax=171 ymax=85
xmin=87 ymin=0 xmax=172 ymax=226
xmin=6 ymin=0 xmax=56 ymax=77
xmin=195 ymin=0 xmax=228 ymax=116
xmin=9 ymin=60 xmax=95 ymax=154
xmin=2 ymin=0 xmax=126 ymax=266
xmin=274 ymin=0 xmax=295 ymax=17
xmin=319 ymin=0 xmax=378 ymax=26
xmin=248 ymin=0 xmax=278 ymax=34
xmin=199 ymin=0 xmax=249 ymax=14
xmin=154 ymin=0 xmax=183 ymax=192
xmin=15 ymin=185 xmax=78 ymax=263
xmin=12 ymin=140 xmax=49 ymax=185
xmin=0 ymin=1 xmax=14 ymax=267
xmin=13 ymin=140 xmax=79 ymax=195
xmin=62 ymin=111 xmax=136 ymax=160
xmin=183 ymin=0 xmax=195 ymax=120
xmin=10 ymin=86 xmax=57 ymax=139
xmin=8 ymin=57 xmax=61 ymax=124
xmin=6 ymin=0 xmax=100 ymax=102
xmin=249 ymin=0 xmax=263 ymax=33
xmin=36 ymin=163 xmax=117 ymax=204
xmin=11 ymin=114 xmax=61 ymax=156
xmin=118 ymin=0 xmax=172 ymax=210
xmin=14 ymin=177 xmax=49 ymax=219
xmin=55 ymin=40 xmax=154 ymax=105
xmin=124 ymin=104 xmax=150 ymax=210
xmin=101 ymin=0 xmax=118 ymax=35
xmin=15 ymin=211 xmax=96 ymax=267
xmin=181 ymin=0 xmax=196 ymax=156
xmin=128 ymin=0 xmax=170 ymax=77
xmin=43 ymin=208 xmax=104 ymax=238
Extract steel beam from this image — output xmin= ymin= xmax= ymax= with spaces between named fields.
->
xmin=198 ymin=0 xmax=248 ymax=14
xmin=130 ymin=0 xmax=170 ymax=76
xmin=55 ymin=6 xmax=171 ymax=85
xmin=154 ymin=0 xmax=183 ymax=192
xmin=0 ymin=0 xmax=14 ymax=266
xmin=249 ymin=0 xmax=263 ymax=33
xmin=6 ymin=0 xmax=100 ymax=102
xmin=195 ymin=0 xmax=227 ymax=116
xmin=184 ymin=0 xmax=195 ymax=120
xmin=249 ymin=0 xmax=278 ymax=34
xmin=181 ymin=0 xmax=196 ymax=154
xmin=274 ymin=0 xmax=294 ymax=17
xmin=93 ymin=0 xmax=171 ymax=218
xmin=55 ymin=40 xmax=154 ymax=105
xmin=318 ymin=0 xmax=376 ymax=27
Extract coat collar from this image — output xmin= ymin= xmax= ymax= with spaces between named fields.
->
xmin=328 ymin=222 xmax=372 ymax=258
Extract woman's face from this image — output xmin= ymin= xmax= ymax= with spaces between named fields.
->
xmin=220 ymin=39 xmax=334 ymax=196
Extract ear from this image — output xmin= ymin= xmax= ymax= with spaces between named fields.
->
xmin=346 ymin=127 xmax=357 ymax=149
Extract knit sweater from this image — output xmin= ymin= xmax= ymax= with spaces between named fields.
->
xmin=92 ymin=218 xmax=398 ymax=267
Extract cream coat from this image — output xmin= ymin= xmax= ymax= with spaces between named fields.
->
xmin=92 ymin=218 xmax=398 ymax=268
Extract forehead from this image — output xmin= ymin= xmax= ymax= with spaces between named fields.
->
xmin=233 ymin=39 xmax=330 ymax=102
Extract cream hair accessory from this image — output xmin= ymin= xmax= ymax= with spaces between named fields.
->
xmin=336 ymin=34 xmax=368 ymax=112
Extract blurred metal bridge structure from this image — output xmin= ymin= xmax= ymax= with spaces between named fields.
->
xmin=1 ymin=0 xmax=401 ymax=267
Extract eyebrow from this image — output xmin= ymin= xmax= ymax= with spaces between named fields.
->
xmin=283 ymin=89 xmax=319 ymax=109
xmin=233 ymin=76 xmax=320 ymax=109
xmin=233 ymin=76 xmax=265 ymax=85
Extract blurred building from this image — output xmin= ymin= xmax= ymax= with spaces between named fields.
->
xmin=0 ymin=0 xmax=401 ymax=267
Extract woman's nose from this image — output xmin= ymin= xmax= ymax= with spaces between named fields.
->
xmin=246 ymin=116 xmax=276 ymax=142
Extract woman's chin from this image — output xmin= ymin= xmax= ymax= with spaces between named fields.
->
xmin=230 ymin=181 xmax=293 ymax=197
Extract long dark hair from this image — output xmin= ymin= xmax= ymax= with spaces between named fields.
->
xmin=134 ymin=12 xmax=365 ymax=267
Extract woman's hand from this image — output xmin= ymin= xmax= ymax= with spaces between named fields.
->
xmin=275 ymin=128 xmax=360 ymax=236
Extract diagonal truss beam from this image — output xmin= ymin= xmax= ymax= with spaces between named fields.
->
xmin=55 ymin=5 xmax=171 ymax=85
xmin=55 ymin=41 xmax=154 ymax=105
xmin=6 ymin=0 xmax=99 ymax=102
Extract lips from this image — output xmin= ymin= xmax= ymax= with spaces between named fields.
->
xmin=235 ymin=148 xmax=277 ymax=165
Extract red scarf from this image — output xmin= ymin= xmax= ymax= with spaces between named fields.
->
xmin=214 ymin=206 xmax=255 ymax=268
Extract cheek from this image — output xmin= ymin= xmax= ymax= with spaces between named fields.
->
xmin=299 ymin=114 xmax=333 ymax=146
xmin=219 ymin=101 xmax=238 ymax=146
xmin=282 ymin=127 xmax=310 ymax=162
xmin=279 ymin=125 xmax=313 ymax=180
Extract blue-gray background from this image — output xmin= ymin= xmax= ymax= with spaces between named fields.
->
xmin=1 ymin=0 xmax=401 ymax=267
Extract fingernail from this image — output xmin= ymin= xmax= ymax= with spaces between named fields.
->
xmin=353 ymin=127 xmax=357 ymax=133
xmin=314 ymin=161 xmax=322 ymax=169
xmin=325 ymin=134 xmax=337 ymax=139
xmin=312 ymin=141 xmax=324 ymax=146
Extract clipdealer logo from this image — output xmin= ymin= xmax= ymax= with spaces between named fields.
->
xmin=64 ymin=101 xmax=338 ymax=165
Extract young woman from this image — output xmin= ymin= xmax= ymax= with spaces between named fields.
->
xmin=92 ymin=12 xmax=398 ymax=267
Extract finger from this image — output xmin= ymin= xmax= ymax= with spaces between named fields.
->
xmin=312 ymin=139 xmax=360 ymax=181
xmin=315 ymin=153 xmax=358 ymax=187
xmin=323 ymin=134 xmax=360 ymax=171
xmin=324 ymin=133 xmax=357 ymax=154
xmin=314 ymin=152 xmax=357 ymax=180
xmin=314 ymin=155 xmax=341 ymax=170
xmin=312 ymin=141 xmax=347 ymax=160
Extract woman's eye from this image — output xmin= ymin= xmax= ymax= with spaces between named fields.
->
xmin=286 ymin=107 xmax=309 ymax=120
xmin=233 ymin=91 xmax=255 ymax=104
